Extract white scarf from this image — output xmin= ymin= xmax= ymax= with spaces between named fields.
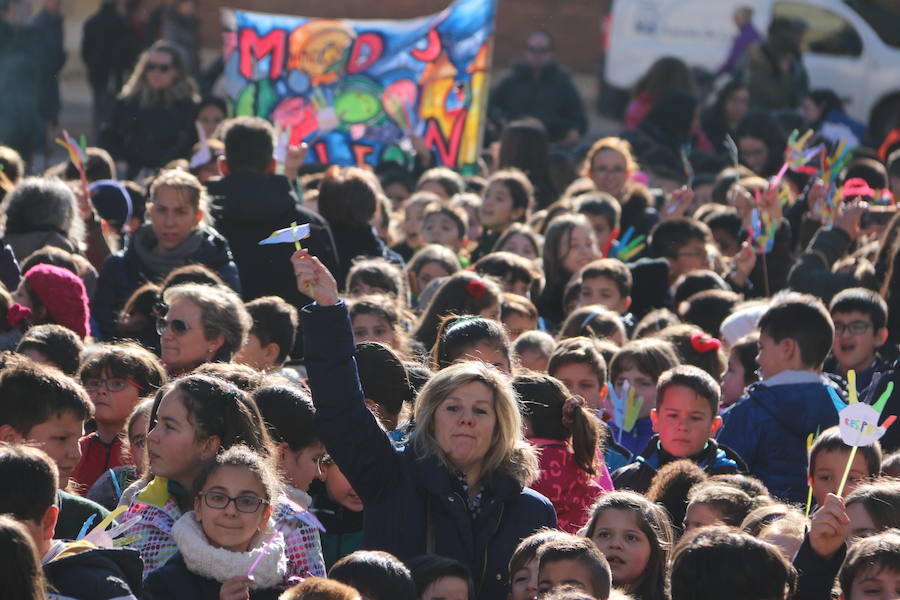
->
xmin=171 ymin=511 xmax=287 ymax=590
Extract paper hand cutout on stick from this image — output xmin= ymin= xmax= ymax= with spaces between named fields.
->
xmin=189 ymin=121 xmax=212 ymax=168
xmin=607 ymin=381 xmax=643 ymax=433
xmin=834 ymin=380 xmax=896 ymax=448
xmin=259 ymin=223 xmax=311 ymax=246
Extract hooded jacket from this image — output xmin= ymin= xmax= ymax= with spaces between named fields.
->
xmin=302 ymin=302 xmax=557 ymax=600
xmin=91 ymin=224 xmax=240 ymax=339
xmin=206 ymin=172 xmax=338 ymax=309
xmin=43 ymin=539 xmax=143 ymax=600
xmin=527 ymin=439 xmax=611 ymax=534
xmin=612 ymin=435 xmax=747 ymax=494
xmin=717 ymin=377 xmax=842 ymax=502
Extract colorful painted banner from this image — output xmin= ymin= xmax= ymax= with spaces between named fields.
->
xmin=220 ymin=0 xmax=496 ymax=172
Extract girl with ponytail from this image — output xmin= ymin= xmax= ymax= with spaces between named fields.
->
xmin=513 ymin=374 xmax=613 ymax=533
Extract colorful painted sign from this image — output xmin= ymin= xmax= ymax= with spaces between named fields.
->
xmin=220 ymin=0 xmax=496 ymax=172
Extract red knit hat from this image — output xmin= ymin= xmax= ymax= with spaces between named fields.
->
xmin=23 ymin=264 xmax=90 ymax=339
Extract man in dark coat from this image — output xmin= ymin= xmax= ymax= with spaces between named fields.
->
xmin=206 ymin=116 xmax=339 ymax=312
xmin=488 ymin=31 xmax=587 ymax=145
xmin=82 ymin=0 xmax=144 ymax=137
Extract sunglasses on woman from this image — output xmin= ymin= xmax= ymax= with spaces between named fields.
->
xmin=156 ymin=316 xmax=191 ymax=336
xmin=145 ymin=62 xmax=173 ymax=73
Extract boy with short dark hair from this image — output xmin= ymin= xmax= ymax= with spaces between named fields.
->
xmin=16 ymin=323 xmax=85 ymax=375
xmin=235 ymin=295 xmax=299 ymax=372
xmin=207 ymin=116 xmax=339 ymax=313
xmin=421 ymin=202 xmax=468 ymax=256
xmin=473 ymin=251 xmax=540 ymax=299
xmin=576 ymin=192 xmax=621 ymax=253
xmin=670 ymin=527 xmax=797 ymax=600
xmin=629 ymin=217 xmax=711 ymax=319
xmin=537 ymin=535 xmax=612 ymax=600
xmin=718 ymin=293 xmax=841 ymax=503
xmin=0 ymin=444 xmax=142 ymax=599
xmin=0 ymin=361 xmax=109 ymax=539
xmin=824 ymin=287 xmax=891 ymax=394
xmin=570 ymin=259 xmax=635 ymax=335
xmin=613 ymin=365 xmax=745 ymax=493
xmin=808 ymin=425 xmax=881 ymax=508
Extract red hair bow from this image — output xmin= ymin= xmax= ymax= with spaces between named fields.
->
xmin=466 ymin=279 xmax=486 ymax=300
xmin=690 ymin=332 xmax=722 ymax=354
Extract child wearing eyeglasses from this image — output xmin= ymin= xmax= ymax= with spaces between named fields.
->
xmin=72 ymin=342 xmax=167 ymax=491
xmin=144 ymin=445 xmax=290 ymax=600
xmin=824 ymin=288 xmax=891 ymax=396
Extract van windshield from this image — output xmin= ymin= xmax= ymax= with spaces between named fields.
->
xmin=845 ymin=0 xmax=900 ymax=48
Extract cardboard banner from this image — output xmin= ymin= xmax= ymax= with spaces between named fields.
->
xmin=221 ymin=0 xmax=496 ymax=172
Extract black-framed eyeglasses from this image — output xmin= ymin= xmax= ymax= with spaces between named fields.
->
xmin=146 ymin=62 xmax=173 ymax=73
xmin=834 ymin=321 xmax=874 ymax=335
xmin=156 ymin=316 xmax=191 ymax=336
xmin=82 ymin=377 xmax=144 ymax=393
xmin=527 ymin=46 xmax=551 ymax=54
xmin=197 ymin=490 xmax=268 ymax=513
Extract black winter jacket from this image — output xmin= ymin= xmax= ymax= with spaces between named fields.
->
xmin=144 ymin=553 xmax=280 ymax=600
xmin=207 ymin=172 xmax=339 ymax=309
xmin=44 ymin=542 xmax=143 ymax=600
xmin=302 ymin=301 xmax=556 ymax=600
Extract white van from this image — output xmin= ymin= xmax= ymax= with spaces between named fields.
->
xmin=604 ymin=0 xmax=900 ymax=138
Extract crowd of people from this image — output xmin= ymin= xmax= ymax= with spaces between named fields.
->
xmin=0 ymin=3 xmax=899 ymax=600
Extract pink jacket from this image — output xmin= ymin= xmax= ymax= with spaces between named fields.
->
xmin=528 ymin=439 xmax=613 ymax=533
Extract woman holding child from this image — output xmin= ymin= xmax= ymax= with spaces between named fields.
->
xmin=291 ymin=249 xmax=557 ymax=600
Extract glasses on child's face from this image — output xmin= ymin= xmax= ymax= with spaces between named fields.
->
xmin=82 ymin=378 xmax=144 ymax=393
xmin=197 ymin=490 xmax=268 ymax=513
xmin=834 ymin=320 xmax=874 ymax=336
xmin=156 ymin=316 xmax=191 ymax=336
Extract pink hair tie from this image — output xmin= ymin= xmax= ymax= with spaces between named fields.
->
xmin=690 ymin=332 xmax=722 ymax=354
xmin=562 ymin=395 xmax=586 ymax=428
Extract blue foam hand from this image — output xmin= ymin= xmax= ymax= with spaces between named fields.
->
xmin=828 ymin=387 xmax=847 ymax=415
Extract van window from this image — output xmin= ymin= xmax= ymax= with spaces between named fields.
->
xmin=773 ymin=2 xmax=863 ymax=57
xmin=844 ymin=0 xmax=900 ymax=49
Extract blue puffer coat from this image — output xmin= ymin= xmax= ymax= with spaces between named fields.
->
xmin=717 ymin=380 xmax=841 ymax=503
xmin=302 ymin=302 xmax=557 ymax=600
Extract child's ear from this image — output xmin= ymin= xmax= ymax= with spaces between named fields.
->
xmin=709 ymin=414 xmax=723 ymax=436
xmin=260 ymin=503 xmax=274 ymax=526
xmin=623 ymin=296 xmax=632 ymax=310
xmin=0 ymin=424 xmax=23 ymax=444
xmin=875 ymin=327 xmax=889 ymax=347
xmin=200 ymin=435 xmax=222 ymax=460
xmin=262 ymin=342 xmax=281 ymax=366
xmin=217 ymin=156 xmax=229 ymax=176
xmin=650 ymin=408 xmax=660 ymax=432
xmin=266 ymin=159 xmax=277 ymax=174
xmin=41 ymin=505 xmax=58 ymax=542
xmin=194 ymin=495 xmax=203 ymax=518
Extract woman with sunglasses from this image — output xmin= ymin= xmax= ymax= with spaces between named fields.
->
xmin=92 ymin=169 xmax=241 ymax=341
xmin=100 ymin=39 xmax=200 ymax=178
xmin=157 ymin=282 xmax=251 ymax=376
xmin=71 ymin=341 xmax=167 ymax=491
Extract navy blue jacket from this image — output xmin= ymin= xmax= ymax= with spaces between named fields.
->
xmin=302 ymin=302 xmax=557 ymax=600
xmin=717 ymin=380 xmax=841 ymax=503
xmin=612 ymin=435 xmax=746 ymax=494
